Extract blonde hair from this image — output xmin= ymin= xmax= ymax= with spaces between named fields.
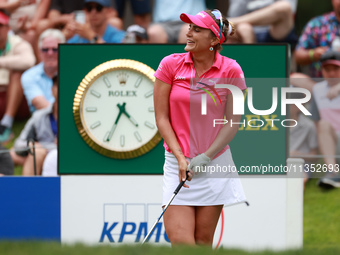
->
xmin=38 ymin=29 xmax=66 ymax=49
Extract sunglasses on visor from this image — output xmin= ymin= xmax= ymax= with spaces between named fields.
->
xmin=211 ymin=9 xmax=223 ymax=41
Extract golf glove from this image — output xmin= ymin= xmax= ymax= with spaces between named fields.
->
xmin=188 ymin=153 xmax=211 ymax=173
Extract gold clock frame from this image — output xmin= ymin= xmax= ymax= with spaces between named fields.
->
xmin=73 ymin=59 xmax=162 ymax=159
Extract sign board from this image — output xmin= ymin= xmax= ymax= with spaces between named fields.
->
xmin=59 ymin=44 xmax=288 ymax=174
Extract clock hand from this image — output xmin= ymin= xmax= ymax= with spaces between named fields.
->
xmin=122 ymin=107 xmax=139 ymax=127
xmin=106 ymin=103 xmax=125 ymax=142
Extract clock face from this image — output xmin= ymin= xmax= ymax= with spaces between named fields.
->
xmin=73 ymin=59 xmax=162 ymax=159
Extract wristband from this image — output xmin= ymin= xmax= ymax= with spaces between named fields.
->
xmin=308 ymin=49 xmax=315 ymax=61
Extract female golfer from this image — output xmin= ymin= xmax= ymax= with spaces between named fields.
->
xmin=154 ymin=9 xmax=247 ymax=246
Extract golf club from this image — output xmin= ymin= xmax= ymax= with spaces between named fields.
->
xmin=142 ymin=172 xmax=188 ymax=244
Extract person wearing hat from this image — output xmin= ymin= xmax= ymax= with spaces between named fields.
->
xmin=0 ymin=11 xmax=35 ymax=144
xmin=310 ymin=50 xmax=340 ymax=188
xmin=66 ymin=0 xmax=125 ymax=44
xmin=154 ymin=9 xmax=247 ymax=245
xmin=123 ymin=24 xmax=148 ymax=43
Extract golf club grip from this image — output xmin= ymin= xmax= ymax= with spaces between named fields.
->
xmin=174 ymin=170 xmax=189 ymax=194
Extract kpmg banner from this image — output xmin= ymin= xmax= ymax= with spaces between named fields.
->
xmin=0 ymin=169 xmax=303 ymax=250
xmin=59 ymin=44 xmax=289 ymax=174
xmin=60 ymin=175 xmax=303 ymax=250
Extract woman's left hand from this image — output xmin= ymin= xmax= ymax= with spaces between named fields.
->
xmin=187 ymin=153 xmax=211 ymax=174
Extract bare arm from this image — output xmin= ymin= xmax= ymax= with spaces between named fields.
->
xmin=47 ymin=9 xmax=74 ymax=27
xmin=290 ymin=72 xmax=316 ymax=94
xmin=31 ymin=95 xmax=50 ymax=110
xmin=29 ymin=0 xmax=51 ymax=29
xmin=47 ymin=9 xmax=60 ymax=20
xmin=0 ymin=1 xmax=21 ymax=13
xmin=294 ymin=46 xmax=328 ymax=66
xmin=154 ymin=78 xmax=190 ymax=185
xmin=0 ymin=0 xmax=35 ymax=14
xmin=205 ymin=92 xmax=243 ymax=159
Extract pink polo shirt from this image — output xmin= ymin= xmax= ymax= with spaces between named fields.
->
xmin=154 ymin=51 xmax=246 ymax=158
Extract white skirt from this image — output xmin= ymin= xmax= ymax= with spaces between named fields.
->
xmin=162 ymin=149 xmax=247 ymax=206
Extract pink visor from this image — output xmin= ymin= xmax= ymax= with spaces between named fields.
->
xmin=0 ymin=12 xmax=9 ymax=25
xmin=180 ymin=11 xmax=225 ymax=44
xmin=322 ymin=60 xmax=340 ymax=67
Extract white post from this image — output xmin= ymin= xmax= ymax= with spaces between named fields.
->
xmin=285 ymin=158 xmax=304 ymax=249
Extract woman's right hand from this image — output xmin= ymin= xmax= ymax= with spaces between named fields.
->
xmin=178 ymin=158 xmax=192 ymax=188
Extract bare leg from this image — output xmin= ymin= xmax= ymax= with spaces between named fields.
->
xmin=20 ymin=29 xmax=36 ymax=47
xmin=194 ymin=205 xmax=223 ymax=245
xmin=290 ymin=72 xmax=316 ymax=93
xmin=22 ymin=146 xmax=48 ymax=176
xmin=10 ymin=149 xmax=26 ymax=165
xmin=20 ymin=29 xmax=39 ymax=64
xmin=230 ymin=1 xmax=294 ymax=40
xmin=268 ymin=1 xmax=294 ymax=40
xmin=35 ymin=19 xmax=52 ymax=62
xmin=317 ymin=120 xmax=338 ymax=166
xmin=163 ymin=205 xmax=196 ymax=245
xmin=147 ymin=24 xmax=168 ymax=43
xmin=5 ymin=71 xmax=24 ymax=118
xmin=35 ymin=18 xmax=51 ymax=36
xmin=235 ymin=22 xmax=256 ymax=43
xmin=134 ymin=13 xmax=151 ymax=29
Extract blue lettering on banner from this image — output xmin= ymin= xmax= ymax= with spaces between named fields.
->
xmin=99 ymin=222 xmax=118 ymax=242
xmin=99 ymin=222 xmax=170 ymax=243
xmin=100 ymin=203 xmax=170 ymax=243
xmin=119 ymin=222 xmax=136 ymax=242
xmin=135 ymin=222 xmax=148 ymax=242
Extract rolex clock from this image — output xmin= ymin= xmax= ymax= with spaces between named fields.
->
xmin=73 ymin=59 xmax=162 ymax=159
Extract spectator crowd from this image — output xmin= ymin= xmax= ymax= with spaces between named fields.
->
xmin=0 ymin=0 xmax=339 ymax=189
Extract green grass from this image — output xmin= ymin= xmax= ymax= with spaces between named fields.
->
xmin=3 ymin=120 xmax=26 ymax=175
xmin=303 ymin=179 xmax=340 ymax=248
xmin=0 ymin=242 xmax=339 ymax=255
